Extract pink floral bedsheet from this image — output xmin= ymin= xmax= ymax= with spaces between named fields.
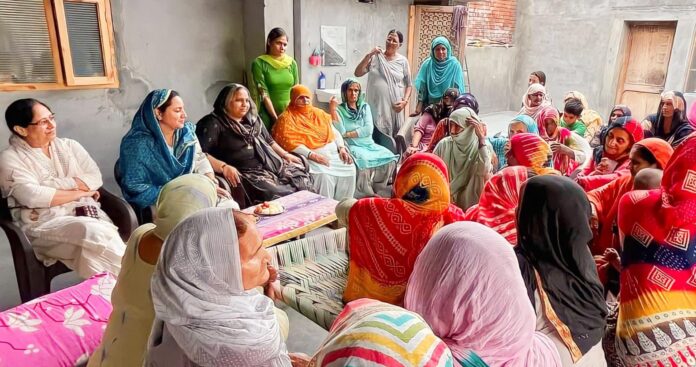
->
xmin=0 ymin=272 xmax=115 ymax=367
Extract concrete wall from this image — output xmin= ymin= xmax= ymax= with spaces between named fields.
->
xmin=0 ymin=0 xmax=246 ymax=191
xmin=466 ymin=46 xmax=518 ymax=114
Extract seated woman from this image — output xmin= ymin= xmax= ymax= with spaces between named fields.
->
xmin=538 ymin=106 xmax=592 ymax=176
xmin=118 ymin=89 xmax=227 ymax=210
xmin=405 ymin=222 xmax=562 ymax=366
xmin=339 ymin=152 xmax=465 ymax=305
xmin=519 ymin=83 xmax=552 ymax=122
xmin=506 ymin=133 xmax=557 ymax=176
xmin=89 ymin=174 xmax=219 ymax=367
xmin=615 ymin=134 xmax=696 ymax=367
xmin=643 ymin=90 xmax=694 ymax=147
xmin=426 ymin=92 xmax=479 ymax=153
xmin=0 ymin=99 xmax=124 ymax=279
xmin=196 ymin=84 xmax=312 ymax=204
xmin=516 ymin=176 xmax=607 ymax=366
xmin=146 ymin=208 xmax=305 ymax=366
xmin=590 ymin=105 xmax=631 ymax=147
xmin=272 ymin=85 xmax=356 ymax=201
xmin=464 ymin=166 xmax=533 ymax=246
xmin=563 ymin=91 xmax=603 ymax=141
xmin=336 ymin=79 xmax=398 ymax=198
xmin=433 ymin=107 xmax=491 ymax=210
xmin=405 ymin=88 xmax=459 ymax=157
xmin=411 ymin=36 xmax=465 ymax=115
xmin=575 ymin=116 xmax=644 ymax=191
xmin=310 ymin=299 xmax=456 ymax=366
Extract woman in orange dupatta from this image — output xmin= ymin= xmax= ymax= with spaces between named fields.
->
xmin=272 ymin=85 xmax=356 ymax=200
xmin=341 ymin=152 xmax=465 ymax=305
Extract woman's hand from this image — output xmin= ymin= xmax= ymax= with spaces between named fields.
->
xmin=468 ymin=118 xmax=486 ymax=140
xmin=338 ymin=146 xmax=353 ymax=165
xmin=329 ymin=96 xmax=339 ymax=112
xmin=309 ymin=151 xmax=330 ymax=166
xmin=86 ymin=190 xmax=100 ymax=201
xmin=289 ymin=353 xmax=312 ymax=367
xmin=369 ymin=46 xmax=383 ymax=56
xmin=216 ymin=187 xmax=231 ymax=199
xmin=550 ymin=142 xmax=573 ymax=157
xmin=393 ymin=100 xmax=407 ymax=113
xmin=283 ymin=153 xmax=303 ymax=165
xmin=409 ymin=110 xmax=421 ymax=117
xmin=405 ymin=146 xmax=418 ymax=157
xmin=74 ymin=177 xmax=89 ymax=191
xmin=222 ymin=165 xmax=242 ymax=188
xmin=264 ymin=264 xmax=282 ymax=301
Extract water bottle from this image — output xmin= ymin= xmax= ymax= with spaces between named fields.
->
xmin=318 ymin=72 xmax=326 ymax=90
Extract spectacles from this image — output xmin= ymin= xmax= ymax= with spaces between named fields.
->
xmin=529 ymin=93 xmax=544 ymax=98
xmin=28 ymin=114 xmax=55 ymax=127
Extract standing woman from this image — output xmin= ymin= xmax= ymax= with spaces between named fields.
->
xmin=411 ymin=36 xmax=466 ymax=116
xmin=354 ymin=29 xmax=412 ymax=138
xmin=251 ymin=27 xmax=299 ymax=130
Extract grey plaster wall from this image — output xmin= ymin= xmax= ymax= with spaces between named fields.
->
xmin=466 ymin=47 xmax=518 ymax=114
xmin=0 ymin=0 xmax=246 ymax=191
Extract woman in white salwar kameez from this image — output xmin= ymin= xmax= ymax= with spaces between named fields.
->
xmin=272 ymin=84 xmax=356 ymax=201
xmin=0 ymin=99 xmax=125 ymax=279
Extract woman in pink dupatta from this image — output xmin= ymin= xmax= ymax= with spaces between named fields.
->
xmin=405 ymin=222 xmax=561 ymax=367
xmin=538 ymin=106 xmax=591 ymax=176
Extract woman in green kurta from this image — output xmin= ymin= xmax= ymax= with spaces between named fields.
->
xmin=251 ymin=27 xmax=299 ymax=129
xmin=336 ymin=79 xmax=398 ymax=198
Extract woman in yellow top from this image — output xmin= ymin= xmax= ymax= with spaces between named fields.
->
xmin=251 ymin=27 xmax=299 ymax=129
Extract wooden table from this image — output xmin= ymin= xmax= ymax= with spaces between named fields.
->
xmin=243 ymin=191 xmax=339 ymax=247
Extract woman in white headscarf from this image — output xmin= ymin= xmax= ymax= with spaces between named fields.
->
xmin=519 ymin=83 xmax=552 ymax=122
xmin=145 ymin=208 xmax=300 ymax=366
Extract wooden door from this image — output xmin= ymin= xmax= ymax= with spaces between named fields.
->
xmin=616 ymin=23 xmax=676 ymax=122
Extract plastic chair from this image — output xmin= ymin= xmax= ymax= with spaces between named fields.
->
xmin=114 ymin=159 xmax=154 ymax=224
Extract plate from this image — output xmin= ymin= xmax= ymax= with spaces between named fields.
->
xmin=253 ymin=203 xmax=285 ymax=216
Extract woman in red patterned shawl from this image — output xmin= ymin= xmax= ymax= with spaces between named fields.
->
xmin=615 ymin=133 xmax=696 ymax=367
xmin=341 ymin=152 xmax=465 ymax=305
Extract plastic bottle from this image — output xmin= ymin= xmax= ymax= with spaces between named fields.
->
xmin=318 ymin=72 xmax=326 ymax=90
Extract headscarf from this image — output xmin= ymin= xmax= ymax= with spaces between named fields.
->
xmin=453 ymin=93 xmax=479 ymax=114
xmin=464 ymin=166 xmax=530 ymax=245
xmin=433 ymin=107 xmax=489 ymax=210
xmin=413 ymin=36 xmax=466 ymax=103
xmin=118 ymin=89 xmax=198 ymax=208
xmin=592 ymin=116 xmax=643 ymax=164
xmin=519 ymin=83 xmax=551 ymax=121
xmin=152 ymin=173 xmax=218 ymax=240
xmin=649 ymin=90 xmax=694 ymax=146
xmin=536 ymin=106 xmax=560 ymax=138
xmin=609 ymin=105 xmax=632 ymax=123
xmin=423 ymin=87 xmax=459 ymax=121
xmin=405 ymin=222 xmax=561 ymax=366
xmin=616 ymin=134 xmax=696 ymax=365
xmin=537 ymin=106 xmax=578 ymax=175
xmin=425 ymin=93 xmax=477 ymax=153
xmin=530 ymin=71 xmax=546 ymax=85
xmin=343 ymin=153 xmax=465 ymax=305
xmin=150 ymin=208 xmax=290 ymax=366
xmin=591 ymin=105 xmax=632 ymax=147
xmin=509 ymin=114 xmax=539 ymax=136
xmin=516 ymin=176 xmax=607 ymax=361
xmin=309 ymin=299 xmax=457 ymax=367
xmin=272 ymin=84 xmax=334 ymax=151
xmin=508 ymin=133 xmax=556 ymax=175
xmin=563 ymin=91 xmax=588 ymax=110
xmin=337 ymin=78 xmax=367 ymax=122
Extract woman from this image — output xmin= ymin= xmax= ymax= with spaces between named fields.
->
xmin=0 ymin=98 xmax=124 ymax=279
xmin=538 ymin=106 xmax=591 ymax=176
xmin=563 ymin=91 xmax=603 ymax=141
xmin=426 ymin=92 xmax=479 ymax=154
xmin=433 ymin=107 xmax=491 ymax=210
xmin=405 ymin=222 xmax=561 ymax=366
xmin=406 ymin=88 xmax=459 ymax=156
xmin=197 ymin=84 xmax=312 ymax=204
xmin=576 ymin=116 xmax=644 ymax=191
xmin=615 ymin=134 xmax=696 ymax=366
xmin=146 ymin=208 xmax=306 ymax=366
xmin=340 ymin=152 xmax=465 ymax=305
xmin=516 ymin=176 xmax=607 ymax=366
xmin=272 ymin=85 xmax=356 ymax=201
xmin=643 ymin=90 xmax=694 ymax=147
xmin=118 ymin=89 xmax=222 ymax=210
xmin=529 ymin=70 xmax=546 ymax=86
xmin=310 ymin=299 xmax=456 ymax=367
xmin=354 ymin=29 xmax=412 ymax=138
xmin=89 ymin=174 xmax=219 ymax=367
xmin=506 ymin=133 xmax=557 ymax=176
xmin=590 ymin=105 xmax=631 ymax=147
xmin=251 ymin=27 xmax=299 ymax=129
xmin=412 ymin=36 xmax=465 ymax=115
xmin=336 ymin=79 xmax=398 ymax=198
xmin=519 ymin=83 xmax=552 ymax=122
xmin=464 ymin=166 xmax=532 ymax=246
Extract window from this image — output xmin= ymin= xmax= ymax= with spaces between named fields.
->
xmin=686 ymin=33 xmax=696 ymax=93
xmin=0 ymin=0 xmax=117 ymax=91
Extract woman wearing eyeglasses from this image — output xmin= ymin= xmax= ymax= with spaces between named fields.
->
xmin=0 ymin=98 xmax=125 ymax=279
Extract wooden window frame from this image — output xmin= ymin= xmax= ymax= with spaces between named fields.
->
xmin=684 ymin=26 xmax=696 ymax=93
xmin=0 ymin=0 xmax=118 ymax=91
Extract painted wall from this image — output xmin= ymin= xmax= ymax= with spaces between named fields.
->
xmin=466 ymin=47 xmax=518 ymax=114
xmin=0 ymin=0 xmax=246 ymax=191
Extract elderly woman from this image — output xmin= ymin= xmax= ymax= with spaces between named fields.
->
xmin=538 ymin=106 xmax=591 ymax=176
xmin=411 ymin=36 xmax=465 ymax=116
xmin=405 ymin=88 xmax=459 ymax=157
xmin=354 ymin=29 xmax=412 ymax=138
xmin=516 ymin=176 xmax=607 ymax=366
xmin=506 ymin=133 xmax=557 ymax=176
xmin=196 ymin=84 xmax=312 ymax=204
xmin=643 ymin=90 xmax=694 ymax=146
xmin=336 ymin=79 xmax=398 ymax=198
xmin=339 ymin=152 xmax=464 ymax=305
xmin=575 ymin=116 xmax=644 ymax=191
xmin=519 ymin=83 xmax=552 ymax=122
xmin=615 ymin=135 xmax=696 ymax=367
xmin=251 ymin=27 xmax=299 ymax=129
xmin=0 ymin=99 xmax=124 ymax=279
xmin=146 ymin=208 xmax=306 ymax=366
xmin=272 ymin=85 xmax=356 ymax=200
xmin=405 ymin=222 xmax=562 ymax=366
xmin=118 ymin=89 xmax=227 ymax=210
xmin=433 ymin=107 xmax=491 ymax=210
xmin=310 ymin=299 xmax=456 ymax=366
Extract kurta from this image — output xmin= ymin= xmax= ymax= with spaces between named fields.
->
xmin=366 ymin=53 xmax=411 ymax=137
xmin=0 ymin=135 xmax=125 ymax=278
xmin=251 ymin=57 xmax=299 ymax=129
